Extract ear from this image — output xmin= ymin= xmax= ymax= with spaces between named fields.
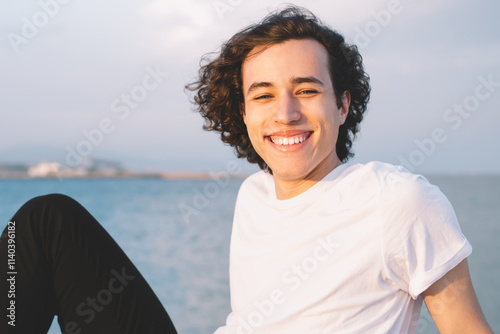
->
xmin=339 ymin=90 xmax=351 ymax=124
xmin=240 ymin=103 xmax=246 ymax=123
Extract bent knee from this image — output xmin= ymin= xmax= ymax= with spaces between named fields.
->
xmin=32 ymin=193 xmax=79 ymax=206
xmin=12 ymin=193 xmax=87 ymax=226
xmin=24 ymin=193 xmax=81 ymax=211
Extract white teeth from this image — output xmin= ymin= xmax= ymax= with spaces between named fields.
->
xmin=270 ymin=133 xmax=308 ymax=146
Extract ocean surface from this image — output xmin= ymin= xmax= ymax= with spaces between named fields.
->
xmin=0 ymin=174 xmax=498 ymax=333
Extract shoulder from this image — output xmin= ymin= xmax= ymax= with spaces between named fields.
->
xmin=366 ymin=163 xmax=460 ymax=244
xmin=345 ymin=161 xmax=438 ymax=199
xmin=341 ymin=161 xmax=451 ymax=215
xmin=239 ymin=170 xmax=272 ymax=192
xmin=235 ymin=170 xmax=274 ymax=203
xmin=373 ymin=162 xmax=447 ymax=212
xmin=334 ymin=161 xmax=425 ymax=195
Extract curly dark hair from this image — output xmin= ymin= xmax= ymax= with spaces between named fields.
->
xmin=186 ymin=5 xmax=370 ymax=172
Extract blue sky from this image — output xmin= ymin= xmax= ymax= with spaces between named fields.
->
xmin=1 ymin=0 xmax=499 ymax=174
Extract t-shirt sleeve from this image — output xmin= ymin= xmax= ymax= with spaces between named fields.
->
xmin=379 ymin=167 xmax=472 ymax=299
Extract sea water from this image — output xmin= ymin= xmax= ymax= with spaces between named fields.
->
xmin=0 ymin=175 xmax=498 ymax=333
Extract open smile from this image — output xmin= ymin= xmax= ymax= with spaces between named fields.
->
xmin=267 ymin=131 xmax=312 ymax=146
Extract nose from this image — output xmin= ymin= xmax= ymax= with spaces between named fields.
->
xmin=273 ymin=92 xmax=301 ymax=124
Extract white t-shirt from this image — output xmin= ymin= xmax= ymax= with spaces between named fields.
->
xmin=215 ymin=161 xmax=472 ymax=334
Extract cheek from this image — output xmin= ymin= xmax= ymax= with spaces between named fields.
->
xmin=242 ymin=109 xmax=259 ymax=132
xmin=242 ymin=113 xmax=259 ymax=144
xmin=242 ymin=114 xmax=259 ymax=142
xmin=244 ymin=117 xmax=267 ymax=156
xmin=248 ymin=126 xmax=261 ymax=148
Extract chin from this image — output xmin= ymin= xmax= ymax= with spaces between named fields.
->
xmin=270 ymin=165 xmax=310 ymax=180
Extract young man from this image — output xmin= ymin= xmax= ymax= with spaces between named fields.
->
xmin=187 ymin=5 xmax=492 ymax=333
xmin=0 ymin=5 xmax=492 ymax=334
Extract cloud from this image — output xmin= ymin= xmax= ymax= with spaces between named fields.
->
xmin=364 ymin=41 xmax=500 ymax=75
xmin=142 ymin=0 xmax=216 ymax=42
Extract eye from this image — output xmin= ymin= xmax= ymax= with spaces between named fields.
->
xmin=298 ymin=89 xmax=318 ymax=95
xmin=254 ymin=94 xmax=273 ymax=100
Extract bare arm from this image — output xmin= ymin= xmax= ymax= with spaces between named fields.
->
xmin=422 ymin=258 xmax=493 ymax=334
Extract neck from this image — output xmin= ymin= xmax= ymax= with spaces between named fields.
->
xmin=273 ymin=159 xmax=343 ymax=200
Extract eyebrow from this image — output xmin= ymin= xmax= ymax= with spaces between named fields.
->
xmin=246 ymin=76 xmax=325 ymax=95
xmin=246 ymin=81 xmax=273 ymax=95
xmin=290 ymin=76 xmax=325 ymax=86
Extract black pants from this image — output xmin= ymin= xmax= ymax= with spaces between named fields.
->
xmin=0 ymin=194 xmax=177 ymax=333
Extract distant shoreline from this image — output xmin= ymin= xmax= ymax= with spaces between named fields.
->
xmin=0 ymin=171 xmax=251 ymax=180
xmin=2 ymin=171 xmax=499 ymax=180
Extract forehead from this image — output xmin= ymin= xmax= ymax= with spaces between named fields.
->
xmin=241 ymin=39 xmax=331 ymax=87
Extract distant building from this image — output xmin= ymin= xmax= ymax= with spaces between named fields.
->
xmin=1 ymin=158 xmax=131 ymax=178
xmin=27 ymin=162 xmax=62 ymax=177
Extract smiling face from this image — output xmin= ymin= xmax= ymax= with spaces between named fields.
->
xmin=241 ymin=39 xmax=350 ymax=199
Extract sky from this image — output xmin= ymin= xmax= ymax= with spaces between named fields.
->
xmin=1 ymin=0 xmax=499 ymax=174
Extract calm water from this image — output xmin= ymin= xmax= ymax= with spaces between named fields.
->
xmin=0 ymin=175 xmax=498 ymax=333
